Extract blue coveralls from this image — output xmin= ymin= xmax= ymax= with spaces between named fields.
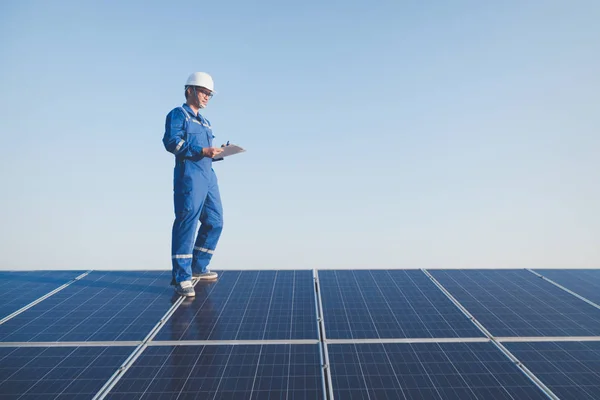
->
xmin=162 ymin=104 xmax=223 ymax=284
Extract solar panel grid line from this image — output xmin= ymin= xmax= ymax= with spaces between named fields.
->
xmin=527 ymin=269 xmax=600 ymax=312
xmin=105 ymin=344 xmax=325 ymax=399
xmin=328 ymin=342 xmax=555 ymax=400
xmin=230 ymin=271 xmax=264 ymax=341
xmin=506 ymin=341 xmax=600 ymax=400
xmin=93 ymin=279 xmax=198 ymax=400
xmin=433 ymin=270 xmax=539 ymax=337
xmin=0 ymin=345 xmax=136 ymax=399
xmin=395 ymin=270 xmax=486 ymax=339
xmin=210 ymin=342 xmax=252 ymax=399
xmin=430 ymin=270 xmax=531 ymax=337
xmin=152 ymin=270 xmax=317 ymax=342
xmin=488 ymin=341 xmax=559 ymax=400
xmin=328 ymin=270 xmax=356 ymax=340
xmin=320 ymin=270 xmax=485 ymax=340
xmin=56 ymin=273 xmax=160 ymax=342
xmin=168 ymin=344 xmax=209 ymax=400
xmin=0 ymin=271 xmax=188 ymax=343
xmin=357 ymin=270 xmax=406 ymax=339
xmin=243 ymin=273 xmax=283 ymax=398
xmin=0 ymin=270 xmax=87 ymax=322
xmin=392 ymin=271 xmax=453 ymax=338
xmin=247 ymin=346 xmax=268 ymax=399
xmin=423 ymin=269 xmax=561 ymax=400
xmin=431 ymin=269 xmax=600 ymax=337
xmin=314 ymin=270 xmax=334 ymax=400
xmin=0 ymin=270 xmax=92 ymax=325
xmin=421 ymin=269 xmax=492 ymax=339
xmin=52 ymin=346 xmax=110 ymax=398
xmin=2 ymin=346 xmax=76 ymax=398
xmin=191 ymin=271 xmax=243 ymax=341
xmin=413 ymin=342 xmax=478 ymax=399
xmin=331 ymin=271 xmax=422 ymax=399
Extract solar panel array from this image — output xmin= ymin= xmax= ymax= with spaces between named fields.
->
xmin=1 ymin=268 xmax=599 ymax=399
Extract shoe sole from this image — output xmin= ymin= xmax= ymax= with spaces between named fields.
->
xmin=193 ymin=275 xmax=218 ymax=281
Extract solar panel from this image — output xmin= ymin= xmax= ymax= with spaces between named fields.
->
xmin=506 ymin=341 xmax=600 ymax=400
xmin=107 ymin=344 xmax=324 ymax=399
xmin=0 ymin=271 xmax=85 ymax=320
xmin=430 ymin=269 xmax=600 ymax=337
xmin=2 ymin=268 xmax=600 ymax=399
xmin=154 ymin=270 xmax=317 ymax=341
xmin=319 ymin=270 xmax=484 ymax=339
xmin=328 ymin=342 xmax=548 ymax=399
xmin=535 ymin=269 xmax=600 ymax=305
xmin=0 ymin=346 xmax=133 ymax=399
xmin=0 ymin=271 xmax=177 ymax=342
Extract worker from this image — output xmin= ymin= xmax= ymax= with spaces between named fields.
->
xmin=162 ymin=72 xmax=224 ymax=297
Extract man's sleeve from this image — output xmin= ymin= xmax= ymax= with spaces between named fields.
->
xmin=162 ymin=108 xmax=204 ymax=159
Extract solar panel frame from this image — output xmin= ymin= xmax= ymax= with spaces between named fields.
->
xmin=429 ymin=269 xmax=600 ymax=337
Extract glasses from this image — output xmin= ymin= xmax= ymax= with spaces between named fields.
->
xmin=195 ymin=87 xmax=213 ymax=98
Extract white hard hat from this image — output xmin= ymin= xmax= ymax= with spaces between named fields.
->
xmin=185 ymin=72 xmax=215 ymax=92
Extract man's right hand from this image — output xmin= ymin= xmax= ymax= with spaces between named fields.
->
xmin=202 ymin=147 xmax=224 ymax=158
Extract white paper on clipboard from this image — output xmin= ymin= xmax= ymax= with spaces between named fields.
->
xmin=213 ymin=144 xmax=245 ymax=159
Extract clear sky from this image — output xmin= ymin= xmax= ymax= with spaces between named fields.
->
xmin=1 ymin=1 xmax=599 ymax=271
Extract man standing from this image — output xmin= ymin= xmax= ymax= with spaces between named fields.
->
xmin=162 ymin=72 xmax=223 ymax=297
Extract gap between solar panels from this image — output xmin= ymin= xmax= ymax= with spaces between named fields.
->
xmin=527 ymin=268 xmax=600 ymax=311
xmin=315 ymin=268 xmax=335 ymax=400
xmin=92 ymin=277 xmax=200 ymax=400
xmin=421 ymin=269 xmax=561 ymax=400
xmin=0 ymin=270 xmax=92 ymax=325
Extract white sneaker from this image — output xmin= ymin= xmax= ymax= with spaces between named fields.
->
xmin=193 ymin=270 xmax=219 ymax=280
xmin=175 ymin=280 xmax=195 ymax=297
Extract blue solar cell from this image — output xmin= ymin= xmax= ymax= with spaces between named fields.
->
xmin=430 ymin=269 xmax=600 ymax=337
xmin=108 ymin=344 xmax=324 ymax=399
xmin=535 ymin=269 xmax=600 ymax=305
xmin=506 ymin=341 xmax=600 ymax=400
xmin=319 ymin=270 xmax=484 ymax=339
xmin=155 ymin=270 xmax=317 ymax=341
xmin=0 ymin=271 xmax=85 ymax=320
xmin=0 ymin=271 xmax=178 ymax=342
xmin=0 ymin=346 xmax=132 ymax=399
xmin=328 ymin=342 xmax=548 ymax=400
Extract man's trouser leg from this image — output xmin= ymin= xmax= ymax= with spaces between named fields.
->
xmin=171 ymin=185 xmax=208 ymax=284
xmin=192 ymin=181 xmax=223 ymax=273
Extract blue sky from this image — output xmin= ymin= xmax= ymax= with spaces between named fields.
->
xmin=1 ymin=1 xmax=599 ymax=270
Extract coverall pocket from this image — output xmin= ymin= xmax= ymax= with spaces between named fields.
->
xmin=174 ymin=189 xmax=194 ymax=216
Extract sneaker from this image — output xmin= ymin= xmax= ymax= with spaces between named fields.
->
xmin=175 ymin=280 xmax=195 ymax=297
xmin=193 ymin=270 xmax=219 ymax=280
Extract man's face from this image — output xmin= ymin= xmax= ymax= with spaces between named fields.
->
xmin=194 ymin=86 xmax=213 ymax=108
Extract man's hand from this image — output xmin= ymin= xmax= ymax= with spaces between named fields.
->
xmin=202 ymin=147 xmax=224 ymax=158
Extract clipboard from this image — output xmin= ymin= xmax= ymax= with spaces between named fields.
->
xmin=212 ymin=143 xmax=245 ymax=161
